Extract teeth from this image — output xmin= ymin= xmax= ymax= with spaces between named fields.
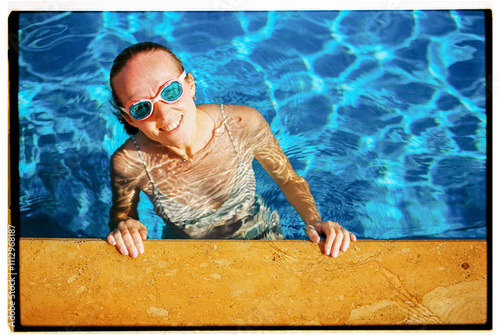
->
xmin=160 ymin=115 xmax=182 ymax=131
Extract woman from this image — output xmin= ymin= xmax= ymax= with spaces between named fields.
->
xmin=106 ymin=42 xmax=356 ymax=258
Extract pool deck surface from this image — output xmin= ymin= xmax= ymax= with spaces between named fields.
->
xmin=17 ymin=238 xmax=488 ymax=328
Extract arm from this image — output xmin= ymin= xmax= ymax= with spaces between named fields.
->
xmin=241 ymin=107 xmax=356 ymax=256
xmin=106 ymin=145 xmax=148 ymax=258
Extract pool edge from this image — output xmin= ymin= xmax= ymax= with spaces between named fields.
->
xmin=17 ymin=238 xmax=488 ymax=328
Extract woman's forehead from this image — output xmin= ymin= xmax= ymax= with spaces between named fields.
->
xmin=115 ymin=51 xmax=179 ymax=84
xmin=127 ymin=50 xmax=180 ymax=75
xmin=112 ymin=51 xmax=181 ymax=100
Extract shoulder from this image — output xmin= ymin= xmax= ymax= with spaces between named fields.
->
xmin=222 ymin=105 xmax=277 ymax=156
xmin=112 ymin=137 xmax=137 ymax=161
xmin=110 ymin=137 xmax=144 ymax=179
xmin=196 ymin=103 xmax=269 ymax=134
xmin=224 ymin=104 xmax=265 ymax=120
xmin=222 ymin=104 xmax=270 ymax=132
xmin=198 ymin=103 xmax=265 ymax=122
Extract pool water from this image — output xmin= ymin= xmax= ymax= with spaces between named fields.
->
xmin=15 ymin=10 xmax=488 ymax=239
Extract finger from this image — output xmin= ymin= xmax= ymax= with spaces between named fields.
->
xmin=121 ymin=229 xmax=139 ymax=258
xmin=112 ymin=232 xmax=129 ymax=256
xmin=340 ymin=229 xmax=351 ymax=252
xmin=106 ymin=233 xmax=116 ymax=246
xmin=131 ymin=230 xmax=145 ymax=255
xmin=331 ymin=229 xmax=344 ymax=257
xmin=305 ymin=225 xmax=321 ymax=243
xmin=323 ymin=226 xmax=335 ymax=256
xmin=351 ymin=232 xmax=357 ymax=241
xmin=139 ymin=225 xmax=148 ymax=240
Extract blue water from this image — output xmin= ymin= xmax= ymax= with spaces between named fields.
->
xmin=16 ymin=10 xmax=488 ymax=239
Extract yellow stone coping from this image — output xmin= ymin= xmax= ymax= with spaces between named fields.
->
xmin=18 ymin=238 xmax=488 ymax=328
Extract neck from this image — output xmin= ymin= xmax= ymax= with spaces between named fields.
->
xmin=166 ymin=107 xmax=214 ymax=160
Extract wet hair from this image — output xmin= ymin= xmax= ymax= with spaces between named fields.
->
xmin=109 ymin=42 xmax=185 ymax=135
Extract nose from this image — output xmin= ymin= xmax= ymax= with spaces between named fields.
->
xmin=153 ymin=100 xmax=169 ymax=116
xmin=153 ymin=100 xmax=176 ymax=122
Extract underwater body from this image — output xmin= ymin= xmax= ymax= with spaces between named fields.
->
xmin=16 ymin=10 xmax=488 ymax=239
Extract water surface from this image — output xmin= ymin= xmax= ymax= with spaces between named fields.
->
xmin=16 ymin=10 xmax=488 ymax=239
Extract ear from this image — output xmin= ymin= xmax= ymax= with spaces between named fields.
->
xmin=186 ymin=73 xmax=196 ymax=99
xmin=121 ymin=111 xmax=136 ymax=127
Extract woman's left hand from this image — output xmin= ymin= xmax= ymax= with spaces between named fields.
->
xmin=242 ymin=106 xmax=357 ymax=257
xmin=305 ymin=221 xmax=357 ymax=257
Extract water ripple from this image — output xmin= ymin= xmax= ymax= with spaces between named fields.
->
xmin=16 ymin=10 xmax=488 ymax=239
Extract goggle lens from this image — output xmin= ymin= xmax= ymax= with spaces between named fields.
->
xmin=161 ymin=81 xmax=183 ymax=101
xmin=129 ymin=101 xmax=153 ymax=120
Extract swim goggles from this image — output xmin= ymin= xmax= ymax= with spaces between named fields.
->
xmin=120 ymin=71 xmax=187 ymax=120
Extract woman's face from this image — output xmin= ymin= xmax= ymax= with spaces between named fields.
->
xmin=112 ymin=50 xmax=197 ymax=149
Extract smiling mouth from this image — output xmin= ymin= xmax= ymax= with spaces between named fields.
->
xmin=159 ymin=115 xmax=183 ymax=132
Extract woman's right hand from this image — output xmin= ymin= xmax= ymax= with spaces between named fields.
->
xmin=107 ymin=219 xmax=148 ymax=258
